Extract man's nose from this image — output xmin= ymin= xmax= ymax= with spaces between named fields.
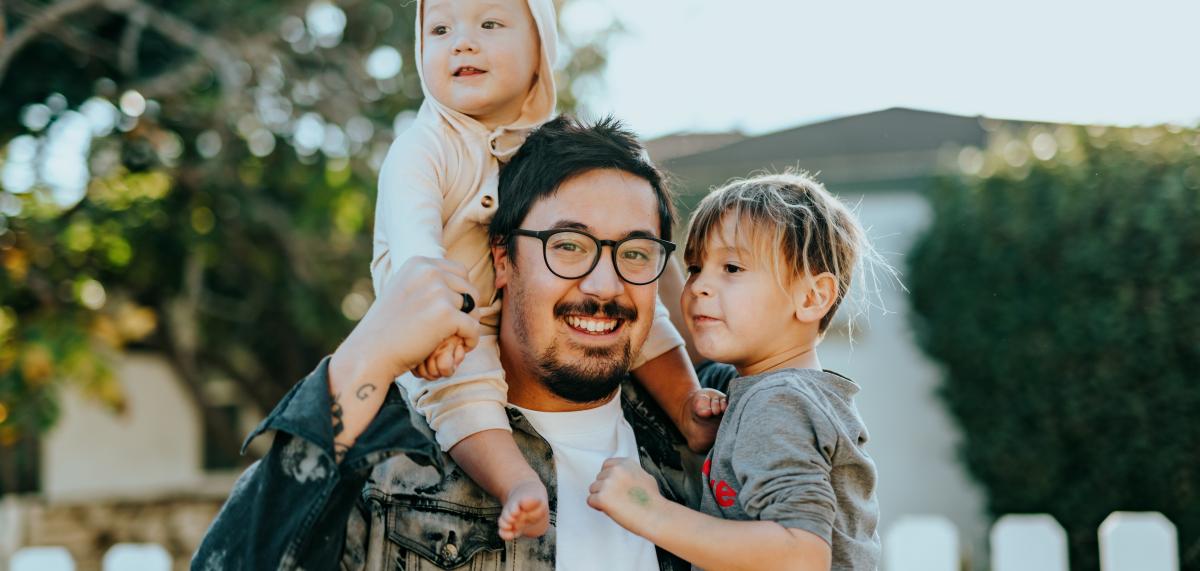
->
xmin=578 ymin=249 xmax=624 ymax=300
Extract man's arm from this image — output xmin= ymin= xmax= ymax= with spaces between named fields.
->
xmin=192 ymin=258 xmax=481 ymax=570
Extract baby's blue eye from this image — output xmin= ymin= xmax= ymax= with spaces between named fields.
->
xmin=431 ymin=25 xmax=448 ymax=35
xmin=482 ymin=20 xmax=500 ymax=29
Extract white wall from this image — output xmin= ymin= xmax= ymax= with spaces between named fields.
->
xmin=41 ymin=353 xmax=204 ymax=500
xmin=819 ymin=191 xmax=989 ymax=565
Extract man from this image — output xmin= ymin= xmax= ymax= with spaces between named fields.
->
xmin=192 ymin=116 xmax=736 ymax=570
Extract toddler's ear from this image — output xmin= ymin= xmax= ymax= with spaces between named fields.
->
xmin=792 ymin=272 xmax=838 ymax=324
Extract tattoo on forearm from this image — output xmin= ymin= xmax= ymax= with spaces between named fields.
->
xmin=334 ymin=442 xmax=350 ymax=463
xmin=331 ymin=392 xmax=344 ymax=437
xmin=629 ymin=487 xmax=651 ymax=507
xmin=355 ymin=384 xmax=376 ymax=401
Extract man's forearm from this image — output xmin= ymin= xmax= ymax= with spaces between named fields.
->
xmin=645 ymin=502 xmax=831 ymax=571
xmin=328 ymin=334 xmax=403 ymax=463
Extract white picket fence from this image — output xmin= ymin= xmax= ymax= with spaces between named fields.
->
xmin=1 ymin=512 xmax=1182 ymax=570
xmin=887 ymin=511 xmax=1179 ymax=571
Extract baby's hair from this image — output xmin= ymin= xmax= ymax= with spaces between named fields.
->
xmin=683 ymin=170 xmax=895 ymax=337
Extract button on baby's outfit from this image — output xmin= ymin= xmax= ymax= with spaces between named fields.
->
xmin=481 ymin=195 xmax=494 ymax=208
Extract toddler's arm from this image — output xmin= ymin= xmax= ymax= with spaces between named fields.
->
xmin=588 ymin=457 xmax=831 ymax=571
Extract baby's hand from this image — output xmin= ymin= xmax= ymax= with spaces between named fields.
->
xmin=681 ymin=388 xmax=728 ymax=453
xmin=413 ymin=336 xmax=466 ymax=380
xmin=587 ymin=457 xmax=665 ymax=538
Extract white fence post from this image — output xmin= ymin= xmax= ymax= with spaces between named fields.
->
xmin=991 ymin=514 xmax=1069 ymax=571
xmin=885 ymin=515 xmax=959 ymax=571
xmin=103 ymin=543 xmax=172 ymax=571
xmin=10 ymin=547 xmax=75 ymax=571
xmin=0 ymin=497 xmax=24 ymax=571
xmin=1099 ymin=511 xmax=1178 ymax=571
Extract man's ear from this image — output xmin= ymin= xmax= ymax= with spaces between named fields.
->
xmin=792 ymin=272 xmax=838 ymax=325
xmin=492 ymin=239 xmax=511 ymax=290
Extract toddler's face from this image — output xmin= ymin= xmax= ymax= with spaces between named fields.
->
xmin=421 ymin=0 xmax=541 ymax=128
xmin=681 ymin=215 xmax=800 ymax=370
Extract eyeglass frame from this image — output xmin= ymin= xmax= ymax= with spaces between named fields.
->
xmin=510 ymin=228 xmax=677 ymax=285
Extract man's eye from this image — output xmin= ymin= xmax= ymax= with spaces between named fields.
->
xmin=553 ymin=242 xmax=581 ymax=252
xmin=482 ymin=20 xmax=501 ymax=29
xmin=622 ymin=250 xmax=650 ymax=261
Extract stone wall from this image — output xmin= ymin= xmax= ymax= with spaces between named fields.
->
xmin=1 ymin=494 xmax=225 ymax=571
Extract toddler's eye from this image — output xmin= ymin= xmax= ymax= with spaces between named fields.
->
xmin=482 ymin=20 xmax=501 ymax=29
xmin=431 ymin=25 xmax=448 ymax=35
xmin=685 ymin=265 xmax=700 ymax=275
xmin=723 ymin=264 xmax=743 ymax=274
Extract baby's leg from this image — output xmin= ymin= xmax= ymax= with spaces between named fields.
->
xmin=399 ymin=335 xmax=549 ymax=539
xmin=450 ymin=431 xmax=549 ymax=540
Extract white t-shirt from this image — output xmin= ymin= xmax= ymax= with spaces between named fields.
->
xmin=514 ymin=395 xmax=660 ymax=571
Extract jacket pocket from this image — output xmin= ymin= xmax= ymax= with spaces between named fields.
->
xmin=384 ymin=494 xmax=505 ymax=570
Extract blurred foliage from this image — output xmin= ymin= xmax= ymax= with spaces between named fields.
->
xmin=0 ymin=0 xmax=616 ymax=465
xmin=909 ymin=124 xmax=1200 ymax=570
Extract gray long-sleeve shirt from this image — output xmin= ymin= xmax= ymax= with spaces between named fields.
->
xmin=698 ymin=368 xmax=881 ymax=570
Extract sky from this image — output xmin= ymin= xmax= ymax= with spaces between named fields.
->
xmin=561 ymin=0 xmax=1200 ymax=139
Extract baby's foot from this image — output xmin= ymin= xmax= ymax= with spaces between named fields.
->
xmin=497 ymin=479 xmax=550 ymax=540
xmin=681 ymin=388 xmax=728 ymax=453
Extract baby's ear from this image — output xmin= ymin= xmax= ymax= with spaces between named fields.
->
xmin=792 ymin=272 xmax=838 ymax=325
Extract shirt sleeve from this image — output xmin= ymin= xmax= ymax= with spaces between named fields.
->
xmin=729 ymin=385 xmax=840 ymax=545
xmin=191 ymin=356 xmax=442 ymax=570
xmin=371 ymin=126 xmax=448 ymax=296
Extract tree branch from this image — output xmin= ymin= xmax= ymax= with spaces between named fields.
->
xmin=0 ymin=0 xmax=102 ymax=86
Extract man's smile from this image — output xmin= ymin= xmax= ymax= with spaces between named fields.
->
xmin=564 ymin=315 xmax=623 ymax=335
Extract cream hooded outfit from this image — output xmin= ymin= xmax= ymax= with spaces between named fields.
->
xmin=371 ymin=0 xmax=684 ymax=451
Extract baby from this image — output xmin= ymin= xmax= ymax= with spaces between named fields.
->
xmin=371 ymin=0 xmax=722 ymax=540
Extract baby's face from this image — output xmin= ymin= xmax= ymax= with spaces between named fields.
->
xmin=421 ymin=0 xmax=541 ymax=129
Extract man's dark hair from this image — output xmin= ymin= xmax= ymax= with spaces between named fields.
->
xmin=489 ymin=115 xmax=675 ymax=253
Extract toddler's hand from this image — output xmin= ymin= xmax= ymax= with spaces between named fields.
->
xmin=680 ymin=388 xmax=727 ymax=453
xmin=587 ymin=457 xmax=665 ymax=538
xmin=414 ymin=336 xmax=467 ymax=380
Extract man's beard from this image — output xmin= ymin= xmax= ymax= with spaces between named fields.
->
xmin=510 ymin=282 xmax=639 ymax=404
xmin=536 ymin=336 xmax=633 ymax=403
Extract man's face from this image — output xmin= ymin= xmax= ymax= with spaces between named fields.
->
xmin=494 ymin=168 xmax=661 ymax=405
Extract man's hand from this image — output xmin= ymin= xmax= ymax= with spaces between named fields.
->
xmin=328 ymin=257 xmax=481 ymax=461
xmin=587 ymin=457 xmax=667 ymax=538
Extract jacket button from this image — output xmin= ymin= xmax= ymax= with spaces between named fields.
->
xmin=481 ymin=195 xmax=494 ymax=208
xmin=442 ymin=543 xmax=459 ymax=559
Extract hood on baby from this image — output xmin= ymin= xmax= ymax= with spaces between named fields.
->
xmin=413 ymin=0 xmax=558 ymax=161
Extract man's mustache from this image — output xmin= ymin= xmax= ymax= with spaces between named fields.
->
xmin=553 ymin=298 xmax=638 ymax=322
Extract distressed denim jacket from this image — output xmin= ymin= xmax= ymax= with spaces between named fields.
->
xmin=192 ymin=357 xmax=737 ymax=571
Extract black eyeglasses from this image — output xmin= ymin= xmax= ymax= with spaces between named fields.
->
xmin=511 ymin=228 xmax=676 ymax=285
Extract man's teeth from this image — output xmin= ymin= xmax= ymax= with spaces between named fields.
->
xmin=566 ymin=316 xmax=619 ymax=333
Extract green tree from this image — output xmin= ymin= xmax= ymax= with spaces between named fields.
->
xmin=0 ymin=0 xmax=616 ymax=489
xmin=908 ymin=125 xmax=1200 ymax=570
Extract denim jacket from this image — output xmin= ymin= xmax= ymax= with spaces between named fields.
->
xmin=192 ymin=357 xmax=737 ymax=571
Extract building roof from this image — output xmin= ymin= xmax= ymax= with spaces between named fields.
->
xmin=661 ymin=107 xmax=1035 ymax=199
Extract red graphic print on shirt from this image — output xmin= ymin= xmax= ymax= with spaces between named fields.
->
xmin=702 ymin=457 xmax=737 ymax=508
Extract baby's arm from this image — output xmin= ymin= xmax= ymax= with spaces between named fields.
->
xmin=587 ymin=457 xmax=831 ymax=571
xmin=372 ymin=129 xmax=472 ymax=378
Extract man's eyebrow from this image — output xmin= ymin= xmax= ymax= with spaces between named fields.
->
xmin=549 ymin=220 xmax=660 ymax=239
